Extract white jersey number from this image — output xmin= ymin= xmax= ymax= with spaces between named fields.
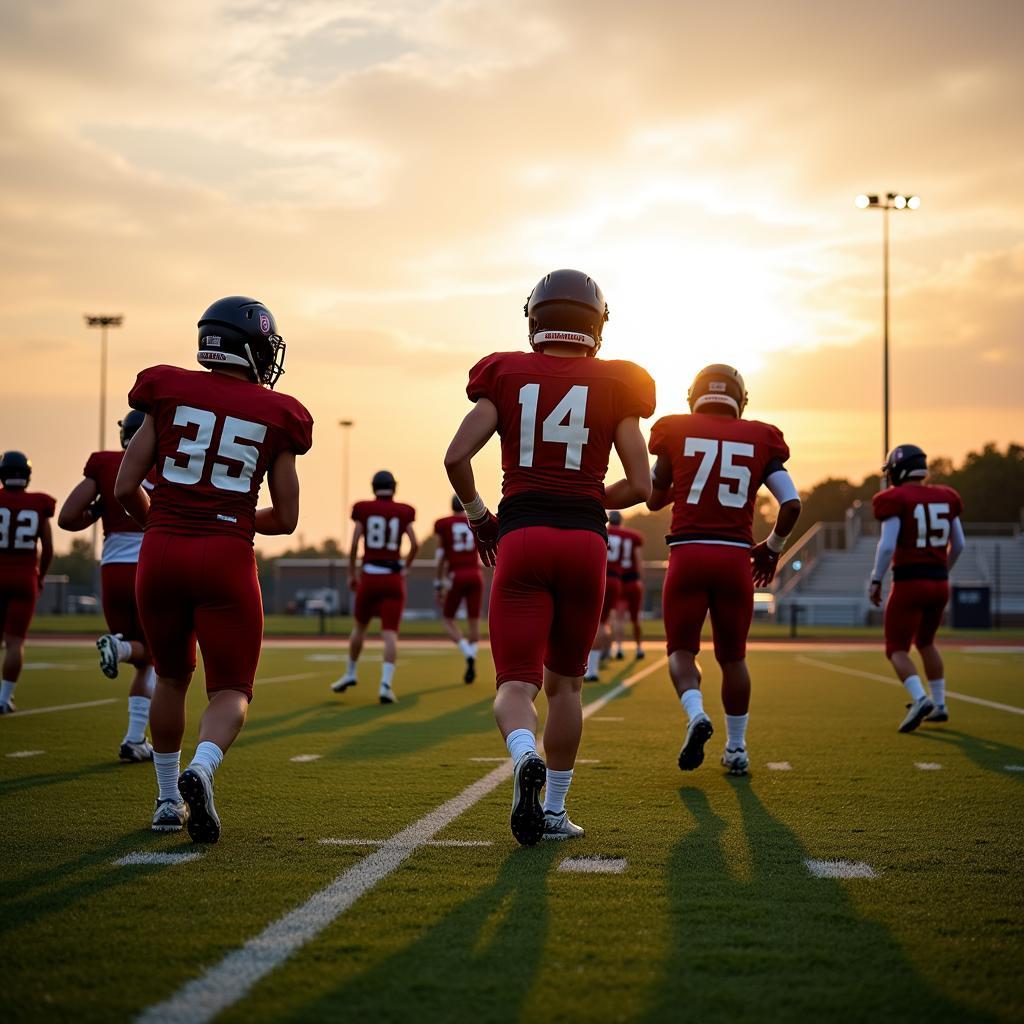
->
xmin=163 ymin=406 xmax=268 ymax=493
xmin=366 ymin=515 xmax=401 ymax=552
xmin=450 ymin=522 xmax=476 ymax=553
xmin=0 ymin=508 xmax=40 ymax=550
xmin=607 ymin=533 xmax=622 ymax=564
xmin=912 ymin=503 xmax=951 ymax=548
xmin=683 ymin=438 xmax=754 ymax=509
xmin=518 ymin=383 xmax=590 ymax=471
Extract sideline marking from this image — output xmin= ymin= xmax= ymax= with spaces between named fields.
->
xmin=137 ymin=655 xmax=668 ymax=1024
xmin=319 ymin=838 xmax=493 ymax=848
xmin=805 ymin=859 xmax=876 ymax=879
xmin=591 ymin=716 xmax=623 ymax=722
xmin=766 ymin=762 xmax=792 ymax=771
xmin=1 ymin=698 xmax=117 ymax=719
xmin=290 ymin=754 xmax=322 ymax=763
xmin=6 ymin=749 xmax=45 ymax=758
xmin=796 ymin=656 xmax=1024 ymax=716
xmin=1006 ymin=765 xmax=1024 ymax=772
xmin=915 ymin=762 xmax=942 ymax=771
xmin=256 ymin=672 xmax=320 ymax=687
xmin=114 ymin=851 xmax=203 ymax=867
xmin=23 ymin=662 xmax=80 ymax=671
xmin=558 ymin=857 xmax=627 ymax=874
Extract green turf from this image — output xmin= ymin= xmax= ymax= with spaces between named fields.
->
xmin=3 ymin=643 xmax=1022 ymax=1022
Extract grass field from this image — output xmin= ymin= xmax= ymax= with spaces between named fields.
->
xmin=3 ymin=640 xmax=1023 ymax=1023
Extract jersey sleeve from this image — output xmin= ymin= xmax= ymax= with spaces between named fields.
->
xmin=128 ymin=366 xmax=164 ymax=414
xmin=647 ymin=417 xmax=670 ymax=457
xmin=872 ymin=489 xmax=902 ymax=521
xmin=351 ymin=501 xmax=367 ymax=525
xmin=945 ymin=487 xmax=964 ymax=518
xmin=283 ymin=399 xmax=314 ymax=456
xmin=617 ymin=362 xmax=657 ymax=420
xmin=403 ymin=504 xmax=417 ymax=526
xmin=466 ymin=354 xmax=502 ymax=404
xmin=83 ymin=452 xmax=101 ymax=481
xmin=39 ymin=494 xmax=57 ymax=518
xmin=761 ymin=424 xmax=791 ymax=479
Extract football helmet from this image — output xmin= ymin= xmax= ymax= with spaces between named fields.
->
xmin=883 ymin=444 xmax=928 ymax=487
xmin=608 ymin=510 xmax=623 ymax=526
xmin=118 ymin=410 xmax=146 ymax=450
xmin=372 ymin=470 xmax=396 ymax=496
xmin=451 ymin=493 xmax=463 ymax=513
xmin=525 ymin=269 xmax=608 ymax=356
xmin=0 ymin=451 xmax=31 ymax=489
xmin=197 ymin=296 xmax=285 ymax=388
xmin=687 ymin=364 xmax=747 ymax=416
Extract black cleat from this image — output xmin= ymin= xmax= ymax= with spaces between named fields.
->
xmin=636 ymin=649 xmax=646 ymax=660
xmin=510 ymin=753 xmax=547 ymax=847
xmin=678 ymin=713 xmax=714 ymax=771
xmin=464 ymin=657 xmax=476 ymax=684
xmin=178 ymin=766 xmax=221 ymax=844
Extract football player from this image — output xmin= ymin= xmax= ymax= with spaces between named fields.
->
xmin=433 ymin=494 xmax=483 ymax=683
xmin=331 ymin=471 xmax=418 ymax=704
xmin=0 ymin=452 xmax=55 ymax=714
xmin=868 ymin=444 xmax=965 ymax=732
xmin=648 ymin=364 xmax=801 ymax=776
xmin=612 ymin=518 xmax=646 ymax=661
xmin=59 ymin=411 xmax=157 ymax=762
xmin=584 ymin=509 xmax=624 ymax=681
xmin=444 ymin=269 xmax=655 ymax=845
xmin=115 ymin=296 xmax=313 ymax=841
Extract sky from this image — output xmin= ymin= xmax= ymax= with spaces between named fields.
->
xmin=1 ymin=0 xmax=1021 ymax=554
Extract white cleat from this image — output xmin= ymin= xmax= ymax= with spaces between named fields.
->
xmin=96 ymin=633 xmax=122 ymax=679
xmin=0 ymin=700 xmax=16 ymax=715
xmin=898 ymin=696 xmax=934 ymax=733
xmin=542 ymin=809 xmax=585 ymax=840
xmin=379 ymin=685 xmax=397 ymax=705
xmin=721 ymin=746 xmax=750 ymax=775
xmin=331 ymin=676 xmax=357 ymax=694
xmin=152 ymin=797 xmax=187 ymax=832
xmin=678 ymin=712 xmax=714 ymax=771
xmin=924 ymin=703 xmax=948 ymax=723
xmin=119 ymin=739 xmax=154 ymax=763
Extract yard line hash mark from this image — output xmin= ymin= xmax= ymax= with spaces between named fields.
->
xmin=290 ymin=754 xmax=322 ymax=763
xmin=805 ymin=859 xmax=876 ymax=879
xmin=558 ymin=857 xmax=627 ymax=874
xmin=915 ymin=762 xmax=942 ymax=771
xmin=6 ymin=749 xmax=45 ymax=758
xmin=137 ymin=655 xmax=668 ymax=1024
xmin=766 ymin=762 xmax=792 ymax=771
xmin=114 ymin=852 xmax=203 ymax=867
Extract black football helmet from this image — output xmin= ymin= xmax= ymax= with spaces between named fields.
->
xmin=0 ymin=451 xmax=31 ymax=489
xmin=525 ymin=269 xmax=608 ymax=356
xmin=883 ymin=444 xmax=928 ymax=487
xmin=687 ymin=364 xmax=748 ymax=416
xmin=372 ymin=470 xmax=396 ymax=496
xmin=197 ymin=296 xmax=285 ymax=388
xmin=118 ymin=410 xmax=146 ymax=450
xmin=608 ymin=510 xmax=623 ymax=526
xmin=451 ymin=494 xmax=463 ymax=513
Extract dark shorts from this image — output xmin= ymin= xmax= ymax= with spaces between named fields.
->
xmin=0 ymin=566 xmax=37 ymax=639
xmin=101 ymin=562 xmax=147 ymax=646
xmin=884 ymin=579 xmax=949 ymax=657
xmin=443 ymin=569 xmax=483 ymax=620
xmin=355 ymin=573 xmax=406 ymax=631
xmin=136 ymin=532 xmax=263 ymax=699
xmin=663 ymin=543 xmax=753 ymax=663
xmin=488 ymin=526 xmax=607 ymax=686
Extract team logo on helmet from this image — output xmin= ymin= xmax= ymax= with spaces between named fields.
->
xmin=259 ymin=313 xmax=271 ymax=334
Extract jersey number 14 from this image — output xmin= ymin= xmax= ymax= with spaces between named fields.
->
xmin=517 ymin=384 xmax=590 ymax=470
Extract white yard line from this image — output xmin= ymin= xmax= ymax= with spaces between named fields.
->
xmin=319 ymin=838 xmax=494 ymax=848
xmin=136 ymin=655 xmax=668 ymax=1024
xmin=796 ymin=656 xmax=1024 ymax=716
xmin=2 ymin=698 xmax=118 ymax=719
xmin=256 ymin=672 xmax=322 ymax=686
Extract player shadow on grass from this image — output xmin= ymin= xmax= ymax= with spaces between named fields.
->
xmin=910 ymin=727 xmax=1024 ymax=784
xmin=281 ymin=843 xmax=561 ymax=1023
xmin=0 ymin=757 xmax=126 ymax=799
xmin=641 ymin=783 xmax=990 ymax=1024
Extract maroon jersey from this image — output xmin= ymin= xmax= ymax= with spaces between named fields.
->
xmin=649 ymin=413 xmax=789 ymax=546
xmin=873 ymin=482 xmax=964 ymax=579
xmin=84 ymin=451 xmax=142 ymax=536
xmin=353 ymin=498 xmax=416 ymax=569
xmin=609 ymin=525 xmax=644 ymax=580
xmin=0 ymin=489 xmax=56 ymax=569
xmin=467 ymin=351 xmax=655 ymax=535
xmin=434 ymin=514 xmax=481 ymax=573
xmin=129 ymin=365 xmax=313 ymax=543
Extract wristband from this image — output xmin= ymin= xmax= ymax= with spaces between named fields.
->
xmin=460 ymin=493 xmax=488 ymax=522
xmin=433 ymin=580 xmax=444 ymax=590
xmin=766 ymin=531 xmax=787 ymax=554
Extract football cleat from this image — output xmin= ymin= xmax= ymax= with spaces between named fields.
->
xmin=898 ymin=696 xmax=934 ymax=734
xmin=541 ymin=809 xmax=585 ymax=840
xmin=0 ymin=699 xmax=16 ymax=715
xmin=119 ymin=739 xmax=154 ymax=763
xmin=614 ymin=649 xmax=624 ymax=661
xmin=331 ymin=676 xmax=357 ymax=694
xmin=510 ymin=752 xmax=547 ymax=847
xmin=583 ymin=672 xmax=600 ymax=683
xmin=925 ymin=703 xmax=949 ymax=723
xmin=379 ymin=685 xmax=397 ymax=705
xmin=464 ymin=657 xmax=476 ymax=684
xmin=678 ymin=712 xmax=714 ymax=771
xmin=96 ymin=634 xmax=121 ymax=679
xmin=635 ymin=648 xmax=646 ymax=660
xmin=152 ymin=798 xmax=187 ymax=832
xmin=721 ymin=746 xmax=750 ymax=775
xmin=178 ymin=766 xmax=221 ymax=843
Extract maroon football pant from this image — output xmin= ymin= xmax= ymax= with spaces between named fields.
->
xmin=600 ymin=575 xmax=622 ymax=625
xmin=443 ymin=569 xmax=483 ymax=620
xmin=488 ymin=526 xmax=608 ymax=687
xmin=355 ymin=573 xmax=406 ymax=631
xmin=0 ymin=566 xmax=37 ymax=639
xmin=136 ymin=532 xmax=263 ymax=700
xmin=884 ymin=579 xmax=949 ymax=657
xmin=663 ymin=543 xmax=753 ymax=663
xmin=619 ymin=579 xmax=643 ymax=623
xmin=101 ymin=562 xmax=146 ymax=644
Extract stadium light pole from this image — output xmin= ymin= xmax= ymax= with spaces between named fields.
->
xmin=855 ymin=193 xmax=920 ymax=465
xmin=339 ymin=420 xmax=355 ymax=550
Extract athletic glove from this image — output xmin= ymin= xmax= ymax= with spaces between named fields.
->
xmin=469 ymin=512 xmax=500 ymax=568
xmin=750 ymin=542 xmax=781 ymax=588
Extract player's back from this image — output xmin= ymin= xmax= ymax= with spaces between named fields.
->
xmin=0 ymin=488 xmax=55 ymax=568
xmin=434 ymin=514 xmax=479 ymax=572
xmin=467 ymin=350 xmax=655 ymax=534
xmin=617 ymin=527 xmax=644 ymax=577
xmin=650 ymin=412 xmax=789 ymax=546
xmin=354 ymin=498 xmax=415 ymax=568
xmin=873 ymin=482 xmax=963 ymax=577
xmin=85 ymin=451 xmax=140 ymax=536
xmin=129 ymin=365 xmax=312 ymax=543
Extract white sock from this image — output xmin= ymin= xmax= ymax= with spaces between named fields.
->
xmin=458 ymin=639 xmax=473 ymax=658
xmin=614 ymin=644 xmax=623 ymax=656
xmin=586 ymin=650 xmax=601 ymax=676
xmin=903 ymin=674 xmax=927 ymax=701
xmin=929 ymin=677 xmax=946 ymax=705
xmin=0 ymin=680 xmax=15 ymax=704
xmin=725 ymin=713 xmax=749 ymax=750
xmin=125 ymin=696 xmax=150 ymax=744
xmin=381 ymin=662 xmax=396 ymax=688
xmin=506 ymin=728 xmax=537 ymax=764
xmin=543 ymin=768 xmax=573 ymax=814
xmin=680 ymin=688 xmax=704 ymax=722
xmin=114 ymin=636 xmax=133 ymax=662
xmin=344 ymin=659 xmax=358 ymax=680
xmin=190 ymin=740 xmax=224 ymax=777
xmin=144 ymin=666 xmax=157 ymax=697
xmin=467 ymin=642 xmax=478 ymax=658
xmin=153 ymin=750 xmax=181 ymax=802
